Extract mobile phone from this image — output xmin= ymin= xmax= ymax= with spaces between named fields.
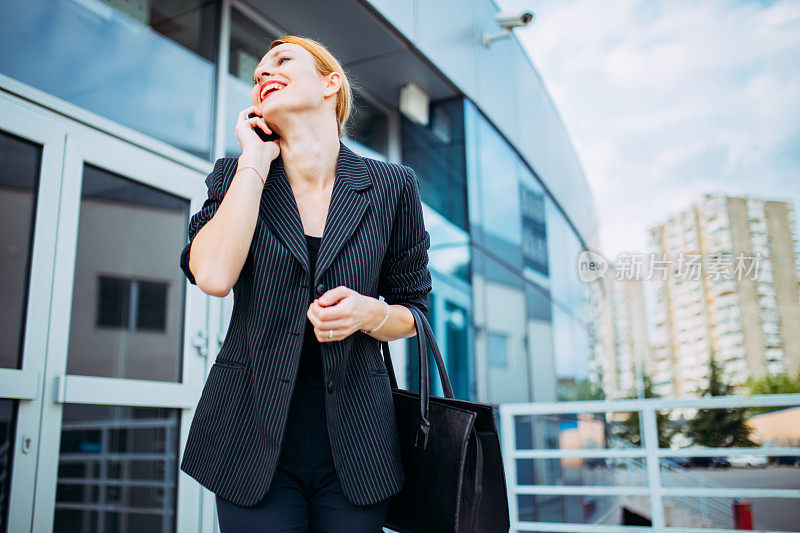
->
xmin=248 ymin=112 xmax=279 ymax=142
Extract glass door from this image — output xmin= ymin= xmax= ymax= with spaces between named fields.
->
xmin=405 ymin=276 xmax=474 ymax=401
xmin=429 ymin=280 xmax=473 ymax=400
xmin=0 ymin=93 xmax=213 ymax=532
xmin=0 ymin=91 xmax=68 ymax=533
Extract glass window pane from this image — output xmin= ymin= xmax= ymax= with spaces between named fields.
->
xmin=97 ymin=277 xmax=131 ymax=328
xmin=546 ymin=196 xmax=586 ymax=317
xmin=348 ymin=92 xmax=388 ymax=157
xmin=472 ymin=249 xmax=530 ymax=402
xmin=521 ymin=180 xmax=548 ymax=276
xmin=137 ymin=281 xmax=168 ymax=331
xmin=55 ymin=405 xmax=180 ymax=532
xmin=465 ymin=102 xmax=523 ymax=268
xmin=525 ymin=283 xmax=557 ymax=403
xmin=67 ymin=164 xmax=189 ymax=381
xmin=0 ymin=0 xmax=219 ymax=160
xmin=401 ymin=98 xmax=468 ymax=232
xmin=444 ymin=301 xmax=470 ymax=399
xmin=425 ymin=206 xmax=471 ymax=284
xmin=487 ymin=331 xmax=508 ymax=369
xmin=0 ymin=399 xmax=16 ymax=530
xmin=224 ymin=7 xmax=277 ymax=158
xmin=0 ymin=130 xmax=41 ymax=370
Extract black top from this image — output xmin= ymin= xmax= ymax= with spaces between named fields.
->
xmin=297 ymin=234 xmax=323 ymax=380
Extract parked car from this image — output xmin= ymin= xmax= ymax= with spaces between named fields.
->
xmin=671 ymin=456 xmax=692 ymax=468
xmin=584 ymin=457 xmax=607 ymax=469
xmin=728 ymin=454 xmax=769 ymax=468
xmin=688 ymin=456 xmax=731 ymax=468
xmin=711 ymin=456 xmax=731 ymax=468
xmin=771 ymin=455 xmax=800 ymax=467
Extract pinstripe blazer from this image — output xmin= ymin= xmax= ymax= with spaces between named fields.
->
xmin=178 ymin=140 xmax=432 ymax=507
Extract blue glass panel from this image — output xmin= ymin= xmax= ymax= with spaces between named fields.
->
xmin=0 ymin=0 xmax=218 ymax=160
xmin=401 ymin=98 xmax=468 ymax=232
xmin=444 ymin=300 xmax=470 ymax=399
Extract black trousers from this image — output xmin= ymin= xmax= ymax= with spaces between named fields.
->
xmin=215 ymin=372 xmax=392 ymax=532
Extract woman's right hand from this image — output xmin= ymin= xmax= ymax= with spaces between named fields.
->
xmin=235 ymin=105 xmax=280 ymax=163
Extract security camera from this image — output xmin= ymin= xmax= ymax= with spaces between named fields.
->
xmin=482 ymin=10 xmax=535 ymax=47
xmin=494 ymin=10 xmax=534 ymax=30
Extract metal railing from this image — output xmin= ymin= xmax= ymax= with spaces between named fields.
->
xmin=55 ymin=417 xmax=178 ymax=532
xmin=499 ymin=393 xmax=800 ymax=533
xmin=611 ymin=439 xmax=733 ymax=527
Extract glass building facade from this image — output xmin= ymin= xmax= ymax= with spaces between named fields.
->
xmin=0 ymin=0 xmax=597 ymax=530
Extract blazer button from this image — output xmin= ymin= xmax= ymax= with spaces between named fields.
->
xmin=327 ymin=380 xmax=334 ymax=394
xmin=316 ymin=283 xmax=326 ymax=296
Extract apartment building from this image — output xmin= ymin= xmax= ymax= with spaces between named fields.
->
xmin=647 ymin=193 xmax=800 ymax=397
xmin=590 ymin=270 xmax=651 ymax=399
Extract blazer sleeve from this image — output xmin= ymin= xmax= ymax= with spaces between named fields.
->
xmin=378 ymin=166 xmax=433 ymax=315
xmin=180 ymin=158 xmax=226 ymax=285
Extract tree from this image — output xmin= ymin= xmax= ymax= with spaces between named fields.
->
xmin=615 ymin=375 xmax=675 ymax=448
xmin=575 ymin=377 xmax=605 ymax=401
xmin=746 ymin=371 xmax=800 ymax=413
xmin=685 ymin=352 xmax=756 ymax=447
xmin=747 ymin=371 xmax=800 ymax=395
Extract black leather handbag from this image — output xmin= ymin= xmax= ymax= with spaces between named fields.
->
xmin=379 ymin=304 xmax=511 ymax=533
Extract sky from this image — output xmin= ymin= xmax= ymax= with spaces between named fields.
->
xmin=497 ymin=0 xmax=800 ymax=259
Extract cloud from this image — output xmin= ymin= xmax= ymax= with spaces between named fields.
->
xmin=498 ymin=0 xmax=800 ymax=258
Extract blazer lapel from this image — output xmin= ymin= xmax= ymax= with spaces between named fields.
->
xmin=259 ymin=140 xmax=373 ymax=287
xmin=259 ymin=155 xmax=310 ymax=275
xmin=314 ymin=141 xmax=372 ymax=288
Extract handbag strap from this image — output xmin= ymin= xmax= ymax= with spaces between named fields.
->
xmin=413 ymin=305 xmax=454 ymax=398
xmin=379 ymin=304 xmax=455 ymax=398
xmin=380 ymin=304 xmax=431 ymax=447
xmin=379 ymin=303 xmax=457 ymax=448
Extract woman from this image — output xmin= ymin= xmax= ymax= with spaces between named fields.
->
xmin=179 ymin=35 xmax=432 ymax=532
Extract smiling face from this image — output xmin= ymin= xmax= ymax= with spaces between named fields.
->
xmin=250 ymin=42 xmax=341 ymax=132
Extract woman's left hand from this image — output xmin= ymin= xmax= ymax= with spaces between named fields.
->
xmin=306 ymin=285 xmax=375 ymax=342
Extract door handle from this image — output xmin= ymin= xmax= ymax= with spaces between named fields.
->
xmin=191 ymin=329 xmax=208 ymax=358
